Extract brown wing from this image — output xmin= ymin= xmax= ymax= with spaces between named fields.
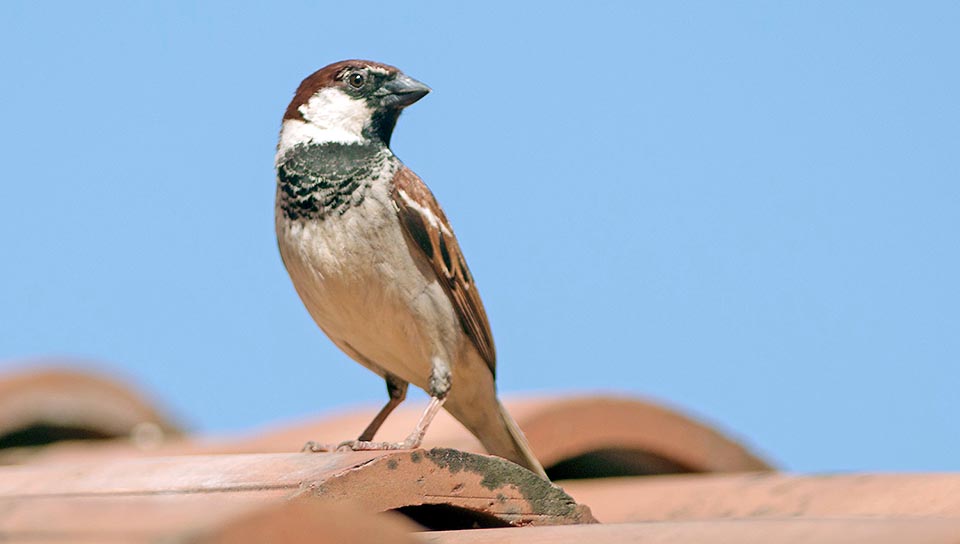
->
xmin=391 ymin=166 xmax=497 ymax=375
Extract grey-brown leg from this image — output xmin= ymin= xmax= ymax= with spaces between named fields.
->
xmin=357 ymin=374 xmax=408 ymax=441
xmin=335 ymin=396 xmax=446 ymax=451
xmin=302 ymin=374 xmax=408 ymax=453
xmin=332 ymin=362 xmax=450 ymax=452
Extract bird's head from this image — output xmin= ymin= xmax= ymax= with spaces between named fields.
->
xmin=280 ymin=60 xmax=430 ymax=148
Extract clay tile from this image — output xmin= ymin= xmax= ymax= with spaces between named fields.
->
xmin=559 ymin=472 xmax=960 ymax=523
xmin=183 ymin=501 xmax=421 ymax=544
xmin=1 ymin=493 xmax=421 ymax=543
xmin=0 ymin=448 xmax=595 ymax=533
xmin=418 ymin=519 xmax=960 ymax=544
xmin=0 ymin=364 xmax=182 ymax=462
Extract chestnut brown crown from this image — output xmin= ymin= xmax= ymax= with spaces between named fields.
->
xmin=284 ymin=60 xmax=430 ymax=121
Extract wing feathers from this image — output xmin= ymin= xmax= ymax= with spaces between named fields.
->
xmin=391 ymin=167 xmax=497 ymax=375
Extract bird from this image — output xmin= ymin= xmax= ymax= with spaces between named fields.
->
xmin=274 ymin=60 xmax=548 ymax=480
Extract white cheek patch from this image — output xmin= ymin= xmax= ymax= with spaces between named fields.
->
xmin=276 ymin=87 xmax=373 ymax=161
xmin=301 ymin=87 xmax=371 ymax=139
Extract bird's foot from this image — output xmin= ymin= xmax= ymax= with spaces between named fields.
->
xmin=331 ymin=437 xmax=420 ymax=452
xmin=301 ymin=438 xmax=420 ymax=453
xmin=300 ymin=396 xmax=443 ymax=454
xmin=301 ymin=441 xmax=338 ymax=453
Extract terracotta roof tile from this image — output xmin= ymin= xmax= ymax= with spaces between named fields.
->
xmin=5 ymin=496 xmax=421 ymax=543
xmin=419 ymin=519 xmax=960 ymax=544
xmin=190 ymin=501 xmax=421 ymax=544
xmin=0 ymin=365 xmax=181 ymax=462
xmin=0 ymin=449 xmax=594 ymax=534
xmin=560 ymin=472 xmax=960 ymax=523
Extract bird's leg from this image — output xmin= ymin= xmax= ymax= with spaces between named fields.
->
xmin=302 ymin=374 xmax=408 ymax=453
xmin=331 ymin=359 xmax=451 ymax=452
xmin=357 ymin=374 xmax=408 ymax=441
xmin=396 ymin=394 xmax=446 ymax=447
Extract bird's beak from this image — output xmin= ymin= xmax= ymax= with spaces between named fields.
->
xmin=380 ymin=74 xmax=431 ymax=109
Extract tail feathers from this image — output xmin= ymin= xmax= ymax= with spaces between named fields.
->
xmin=474 ymin=401 xmax=548 ymax=480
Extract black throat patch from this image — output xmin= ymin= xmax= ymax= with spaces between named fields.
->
xmin=276 ymin=142 xmax=393 ymax=221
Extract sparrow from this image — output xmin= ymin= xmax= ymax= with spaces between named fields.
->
xmin=274 ymin=60 xmax=548 ymax=480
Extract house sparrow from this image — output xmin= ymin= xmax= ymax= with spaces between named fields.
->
xmin=274 ymin=60 xmax=547 ymax=480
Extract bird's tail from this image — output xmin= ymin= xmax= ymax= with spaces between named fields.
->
xmin=443 ymin=355 xmax=548 ymax=480
xmin=470 ymin=400 xmax=548 ymax=480
xmin=496 ymin=400 xmax=549 ymax=479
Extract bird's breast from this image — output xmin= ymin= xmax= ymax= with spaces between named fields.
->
xmin=276 ymin=177 xmax=411 ymax=322
xmin=275 ymin=176 xmax=460 ymax=385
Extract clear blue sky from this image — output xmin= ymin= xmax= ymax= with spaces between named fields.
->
xmin=1 ymin=2 xmax=958 ymax=473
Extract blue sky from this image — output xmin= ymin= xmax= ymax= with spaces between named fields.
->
xmin=1 ymin=2 xmax=958 ymax=473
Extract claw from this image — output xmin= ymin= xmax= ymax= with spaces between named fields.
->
xmin=301 ymin=441 xmax=335 ymax=453
xmin=299 ymin=397 xmax=445 ymax=454
xmin=334 ymin=439 xmax=416 ymax=451
xmin=336 ymin=440 xmax=358 ymax=452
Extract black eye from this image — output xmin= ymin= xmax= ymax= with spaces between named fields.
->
xmin=348 ymin=72 xmax=366 ymax=89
